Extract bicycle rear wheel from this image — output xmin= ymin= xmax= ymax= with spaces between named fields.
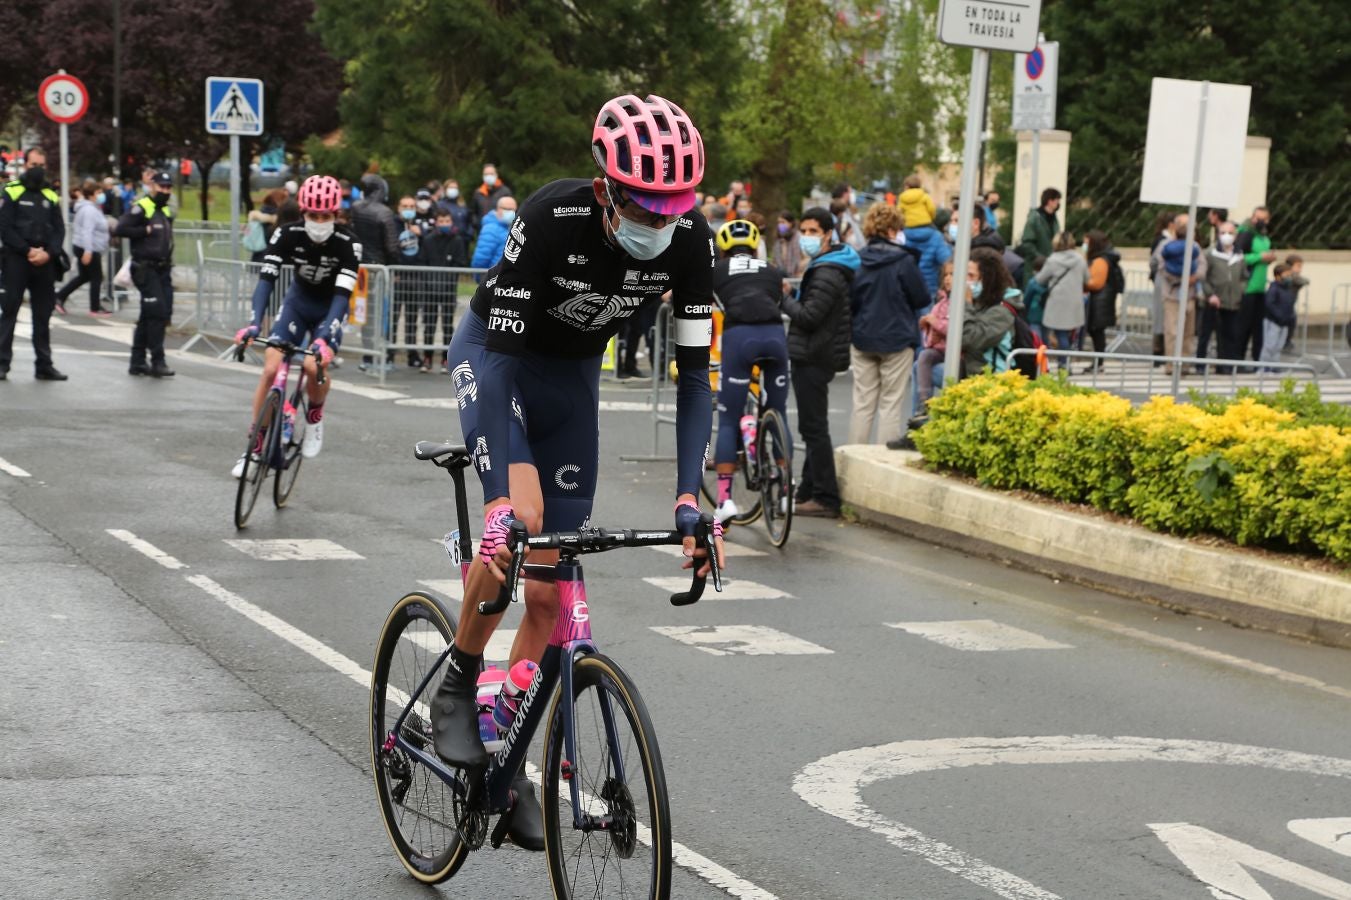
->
xmin=233 ymin=392 xmax=277 ymax=529
xmin=273 ymin=399 xmax=305 ymax=508
xmin=370 ymin=591 xmax=471 ymax=884
xmin=756 ymin=408 xmax=794 ymax=547
xmin=542 ymin=652 xmax=671 ymax=899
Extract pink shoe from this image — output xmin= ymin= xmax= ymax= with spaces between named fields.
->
xmin=54 ymin=303 xmax=67 ymax=316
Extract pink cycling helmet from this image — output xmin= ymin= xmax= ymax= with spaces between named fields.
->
xmin=298 ymin=175 xmax=342 ymax=213
xmin=592 ymin=94 xmax=704 ymax=217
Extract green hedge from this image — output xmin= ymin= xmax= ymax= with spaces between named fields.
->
xmin=912 ymin=373 xmax=1351 ymax=564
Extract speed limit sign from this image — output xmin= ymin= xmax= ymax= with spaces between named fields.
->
xmin=38 ymin=73 xmax=89 ymax=124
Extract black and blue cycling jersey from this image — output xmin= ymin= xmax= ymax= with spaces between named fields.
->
xmin=248 ymin=223 xmax=360 ymax=345
xmin=456 ymin=178 xmax=715 ymax=512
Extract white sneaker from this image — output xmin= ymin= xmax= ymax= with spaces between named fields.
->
xmin=301 ymin=419 xmax=324 ymax=458
xmin=231 ymin=452 xmax=259 ymax=479
xmin=715 ymin=498 xmax=739 ymax=523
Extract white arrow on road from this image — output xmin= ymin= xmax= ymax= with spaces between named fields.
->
xmin=793 ymin=735 xmax=1351 ymax=900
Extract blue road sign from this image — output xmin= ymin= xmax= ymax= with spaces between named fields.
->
xmin=205 ymin=78 xmax=264 ymax=136
xmin=1025 ymin=48 xmax=1045 ymax=80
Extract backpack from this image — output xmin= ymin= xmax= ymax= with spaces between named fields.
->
xmin=1001 ymin=300 xmax=1045 ymax=380
xmin=1106 ymin=255 xmax=1126 ymax=296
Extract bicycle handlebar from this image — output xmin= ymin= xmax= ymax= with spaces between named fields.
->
xmin=234 ymin=336 xmax=327 ymax=386
xmin=474 ymin=516 xmax=722 ymax=616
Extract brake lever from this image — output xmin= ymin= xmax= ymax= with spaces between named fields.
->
xmin=477 ymin=519 xmax=528 ymax=615
xmin=669 ymin=514 xmax=721 ymax=606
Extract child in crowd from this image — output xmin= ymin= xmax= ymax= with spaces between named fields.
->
xmin=1260 ymin=263 xmax=1298 ymax=371
xmin=915 ymin=261 xmax=953 ymax=406
xmin=898 ymin=174 xmax=936 ymax=229
xmin=1023 ymin=255 xmax=1049 ymax=341
xmin=1283 ymin=254 xmax=1306 ymax=352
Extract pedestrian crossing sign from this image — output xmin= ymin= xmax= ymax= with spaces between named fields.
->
xmin=205 ymin=77 xmax=264 ymax=136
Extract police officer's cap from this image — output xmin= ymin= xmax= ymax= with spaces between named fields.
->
xmin=152 ymin=171 xmax=173 ymax=187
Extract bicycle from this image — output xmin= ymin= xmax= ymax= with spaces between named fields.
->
xmin=370 ymin=440 xmax=721 ymax=897
xmin=700 ymin=361 xmax=794 ymax=547
xmin=231 ymin=336 xmax=326 ymax=529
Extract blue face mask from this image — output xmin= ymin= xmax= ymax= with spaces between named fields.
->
xmin=969 ymin=280 xmax=983 ymax=300
xmin=437 ymin=224 xmax=453 ymax=235
xmin=499 ymin=209 xmax=516 ymax=224
xmin=947 ymin=223 xmax=959 ymax=242
xmin=400 ymin=209 xmax=415 ymax=220
xmin=798 ymin=234 xmax=822 ymax=257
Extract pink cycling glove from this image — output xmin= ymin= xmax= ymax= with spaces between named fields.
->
xmin=311 ymin=338 xmax=334 ymax=367
xmin=480 ymin=503 xmax=516 ymax=568
xmin=236 ymin=324 xmax=260 ymax=344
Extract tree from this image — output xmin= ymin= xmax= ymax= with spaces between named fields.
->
xmin=1041 ymin=0 xmax=1350 ymax=171
xmin=0 ymin=0 xmax=342 ymax=219
xmin=312 ymin=0 xmax=742 ymax=198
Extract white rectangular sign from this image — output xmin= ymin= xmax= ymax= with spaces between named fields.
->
xmin=938 ymin=0 xmax=1042 ymax=53
xmin=1012 ymin=41 xmax=1057 ymax=131
xmin=1140 ymin=78 xmax=1251 ymax=208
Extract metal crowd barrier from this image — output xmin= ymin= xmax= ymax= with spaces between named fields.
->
xmin=378 ymin=264 xmax=480 ymax=371
xmin=1105 ymin=269 xmax=1156 ymax=353
xmin=1295 ymin=282 xmax=1348 ymax=378
xmin=1008 ymin=347 xmax=1319 ymax=399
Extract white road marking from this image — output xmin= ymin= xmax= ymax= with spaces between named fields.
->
xmin=598 ymin=400 xmax=677 ymax=412
xmin=395 ymin=397 xmax=456 ymax=409
xmin=185 ymin=573 xmax=778 ymax=898
xmin=794 ymin=735 xmax=1351 ymax=900
xmin=1082 ymin=618 xmax=1351 ymax=701
xmin=106 ymin=529 xmax=188 ymax=569
xmin=325 ymin=380 xmax=409 ymax=401
xmin=647 ymin=543 xmax=768 ymax=559
xmin=1287 ymin=818 xmax=1351 ymax=859
xmin=828 ymin=542 xmax=1351 ymax=702
xmin=223 ymin=538 xmax=364 ymax=561
xmin=887 ymin=619 xmax=1072 ymax=652
xmin=403 ymin=622 xmax=518 ymax=664
xmin=0 ymin=457 xmax=32 ymax=478
xmin=1150 ymin=822 xmax=1351 ymax=899
xmin=643 ymin=576 xmax=791 ymax=600
xmin=417 ymin=578 xmax=463 ymax=600
xmin=651 ymin=625 xmax=831 ymax=656
xmin=187 ymin=574 xmax=369 ymax=686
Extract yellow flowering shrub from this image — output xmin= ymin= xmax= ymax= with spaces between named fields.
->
xmin=913 ymin=372 xmax=1351 ymax=563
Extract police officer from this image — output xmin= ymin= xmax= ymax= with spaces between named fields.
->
xmin=0 ymin=147 xmax=68 ymax=381
xmin=114 ymin=171 xmax=176 ymax=376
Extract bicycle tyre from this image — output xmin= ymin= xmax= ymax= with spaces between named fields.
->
xmin=273 ymin=398 xmax=305 ymax=509
xmin=756 ymin=407 xmax=794 ymax=547
xmin=542 ymin=652 xmax=672 ymax=899
xmin=370 ymin=591 xmax=471 ymax=884
xmin=233 ymin=392 xmax=278 ymax=529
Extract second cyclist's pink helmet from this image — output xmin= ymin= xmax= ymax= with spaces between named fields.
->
xmin=592 ymin=94 xmax=704 ymax=217
xmin=298 ymin=175 xmax=342 ymax=213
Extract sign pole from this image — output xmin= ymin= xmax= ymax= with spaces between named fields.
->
xmin=1172 ymin=81 xmax=1208 ymax=396
xmin=59 ymin=122 xmax=71 ymax=256
xmin=229 ymin=133 xmax=241 ymax=261
xmin=942 ymin=47 xmax=991 ymax=385
xmin=1029 ymin=129 xmax=1040 ymax=216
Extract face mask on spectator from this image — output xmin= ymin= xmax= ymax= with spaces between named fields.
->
xmin=499 ymin=209 xmax=516 ymax=224
xmin=798 ymin=234 xmax=822 ymax=257
xmin=1219 ymin=233 xmax=1235 ymax=248
xmin=988 ymin=200 xmax=999 ymax=211
xmin=446 ymin=188 xmax=460 ymax=200
xmin=777 ymin=223 xmax=790 ymax=237
xmin=946 ymin=223 xmax=959 ymax=242
xmin=400 ymin=209 xmax=416 ymax=221
xmin=969 ymin=280 xmax=983 ymax=300
xmin=95 ymin=192 xmax=106 ymax=205
xmin=1254 ymin=219 xmax=1269 ymax=234
xmin=484 ymin=173 xmax=498 ymax=187
xmin=416 ymin=199 xmax=431 ymax=212
xmin=437 ymin=224 xmax=453 ymax=235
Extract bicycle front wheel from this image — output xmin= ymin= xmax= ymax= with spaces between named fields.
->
xmin=757 ymin=408 xmax=794 ymax=547
xmin=370 ymin=591 xmax=470 ymax=884
xmin=273 ymin=402 xmax=305 ymax=509
xmin=234 ymin=392 xmax=277 ymax=529
xmin=542 ymin=653 xmax=671 ymax=899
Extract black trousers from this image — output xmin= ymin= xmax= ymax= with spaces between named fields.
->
xmin=57 ymin=248 xmax=104 ymax=311
xmin=1197 ymin=306 xmax=1242 ymax=373
xmin=131 ymin=263 xmax=174 ymax=365
xmin=1237 ymin=291 xmax=1266 ymax=362
xmin=619 ymin=296 xmax=661 ymax=372
xmin=0 ymin=252 xmax=57 ymax=372
xmin=791 ymin=361 xmax=840 ymax=511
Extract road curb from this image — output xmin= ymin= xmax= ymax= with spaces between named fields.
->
xmin=836 ymin=444 xmax=1351 ymax=649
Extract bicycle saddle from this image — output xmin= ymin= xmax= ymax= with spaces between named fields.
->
xmin=414 ymin=440 xmax=468 ymax=462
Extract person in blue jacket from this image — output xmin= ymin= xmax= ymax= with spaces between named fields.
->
xmin=470 ymin=195 xmax=518 ymax=270
xmin=902 ymin=215 xmax=952 ymax=296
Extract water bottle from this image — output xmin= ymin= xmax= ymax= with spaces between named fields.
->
xmin=476 ymin=666 xmax=507 ymax=752
xmin=493 ymin=659 xmax=538 ymax=734
xmin=739 ymin=414 xmax=757 ymax=458
xmin=282 ymin=402 xmax=297 ymax=444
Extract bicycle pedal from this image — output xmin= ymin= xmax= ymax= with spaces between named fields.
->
xmin=489 ymin=790 xmax=517 ymax=849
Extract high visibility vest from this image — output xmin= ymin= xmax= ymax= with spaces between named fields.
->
xmin=136 ymin=195 xmax=172 ymax=219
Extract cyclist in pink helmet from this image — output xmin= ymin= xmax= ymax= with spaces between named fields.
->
xmin=229 ymin=174 xmax=360 ymax=477
xmin=429 ymin=93 xmax=724 ymax=850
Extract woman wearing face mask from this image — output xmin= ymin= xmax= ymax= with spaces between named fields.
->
xmin=56 ymin=179 xmax=112 ymax=316
xmin=230 ymin=175 xmax=357 ymax=476
xmin=959 ymin=248 xmax=1023 ymax=378
xmin=429 ymin=97 xmax=724 ymax=844
xmin=1199 ymin=222 xmax=1246 ymax=374
xmin=1035 ymin=231 xmax=1088 ymax=371
xmin=772 ymin=210 xmax=805 ymax=277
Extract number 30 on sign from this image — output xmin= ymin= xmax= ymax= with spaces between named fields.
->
xmin=38 ymin=73 xmax=89 ymax=124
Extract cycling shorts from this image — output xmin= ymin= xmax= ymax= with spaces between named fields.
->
xmin=716 ymin=323 xmax=791 ymax=465
xmin=448 ymin=313 xmax=601 ymax=531
xmin=267 ymin=283 xmax=344 ymax=351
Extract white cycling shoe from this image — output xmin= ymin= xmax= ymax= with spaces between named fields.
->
xmin=301 ymin=419 xmax=324 ymax=459
xmin=715 ymin=498 xmax=739 ymax=523
xmin=231 ymin=452 xmax=260 ymax=479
